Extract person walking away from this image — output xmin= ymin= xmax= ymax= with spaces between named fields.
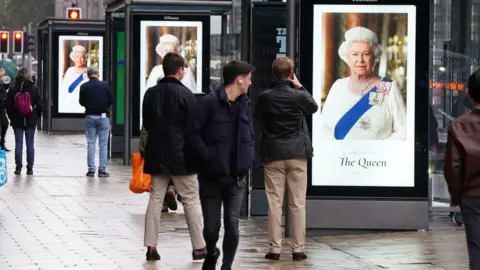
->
xmin=5 ymin=67 xmax=43 ymax=175
xmin=185 ymin=60 xmax=255 ymax=270
xmin=139 ymin=124 xmax=178 ymax=213
xmin=444 ymin=69 xmax=480 ymax=270
xmin=254 ymin=57 xmax=318 ymax=261
xmin=79 ymin=66 xmax=113 ymax=177
xmin=0 ymin=83 xmax=9 ymax=151
xmin=142 ymin=52 xmax=206 ymax=261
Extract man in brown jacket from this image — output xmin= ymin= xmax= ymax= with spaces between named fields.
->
xmin=444 ymin=69 xmax=480 ymax=270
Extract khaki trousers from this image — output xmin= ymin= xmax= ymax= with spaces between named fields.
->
xmin=144 ymin=174 xmax=205 ymax=250
xmin=264 ymin=159 xmax=307 ymax=253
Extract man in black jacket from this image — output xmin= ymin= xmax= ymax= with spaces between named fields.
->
xmin=142 ymin=52 xmax=206 ymax=261
xmin=254 ymin=56 xmax=318 ymax=261
xmin=185 ymin=61 xmax=255 ymax=270
xmin=79 ymin=66 xmax=113 ymax=177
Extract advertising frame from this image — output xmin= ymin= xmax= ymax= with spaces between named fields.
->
xmin=52 ymin=30 xmax=105 ymax=118
xmin=132 ymin=14 xmax=211 ymax=137
xmin=299 ymin=0 xmax=430 ymax=199
xmin=249 ymin=1 xmax=287 ymax=216
xmin=111 ymin=17 xmax=125 ymax=136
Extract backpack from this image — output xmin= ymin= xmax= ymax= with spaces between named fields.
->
xmin=14 ymin=82 xmax=33 ymax=117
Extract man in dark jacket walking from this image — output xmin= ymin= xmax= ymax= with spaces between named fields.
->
xmin=445 ymin=69 xmax=480 ymax=270
xmin=142 ymin=52 xmax=206 ymax=261
xmin=254 ymin=57 xmax=318 ymax=261
xmin=79 ymin=66 xmax=113 ymax=177
xmin=185 ymin=60 xmax=255 ymax=270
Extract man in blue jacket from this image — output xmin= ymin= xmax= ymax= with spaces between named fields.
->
xmin=185 ymin=61 xmax=255 ymax=270
xmin=79 ymin=66 xmax=113 ymax=177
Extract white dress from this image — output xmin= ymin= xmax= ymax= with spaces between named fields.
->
xmin=320 ymin=77 xmax=407 ymax=140
xmin=145 ymin=65 xmax=198 ymax=93
xmin=59 ymin=67 xmax=88 ymax=114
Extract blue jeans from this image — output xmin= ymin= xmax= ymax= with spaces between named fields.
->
xmin=14 ymin=126 xmax=36 ymax=169
xmin=85 ymin=116 xmax=110 ymax=172
xmin=461 ymin=196 xmax=480 ymax=270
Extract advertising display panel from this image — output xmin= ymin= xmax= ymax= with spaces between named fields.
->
xmin=57 ymin=35 xmax=103 ymax=114
xmin=250 ymin=2 xmax=286 ymax=189
xmin=312 ymin=5 xmax=416 ymax=187
xmin=300 ymin=0 xmax=430 ymax=198
xmin=132 ymin=15 xmax=210 ymax=135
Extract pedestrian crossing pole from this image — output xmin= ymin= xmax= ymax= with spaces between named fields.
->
xmin=284 ymin=0 xmax=296 ymax=238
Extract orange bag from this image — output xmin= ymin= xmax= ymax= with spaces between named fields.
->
xmin=129 ymin=153 xmax=151 ymax=193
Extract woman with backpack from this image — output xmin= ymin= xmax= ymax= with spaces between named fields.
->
xmin=6 ymin=68 xmax=43 ymax=175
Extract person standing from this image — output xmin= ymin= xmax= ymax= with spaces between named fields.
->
xmin=185 ymin=60 xmax=255 ymax=270
xmin=0 ymin=82 xmax=9 ymax=151
xmin=79 ymin=66 xmax=113 ymax=177
xmin=254 ymin=57 xmax=318 ymax=261
xmin=5 ymin=67 xmax=43 ymax=175
xmin=444 ymin=69 xmax=480 ymax=270
xmin=142 ymin=52 xmax=206 ymax=261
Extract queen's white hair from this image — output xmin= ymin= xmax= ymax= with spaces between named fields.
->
xmin=155 ymin=34 xmax=181 ymax=58
xmin=338 ymin=26 xmax=383 ymax=64
xmin=69 ymin=45 xmax=86 ymax=61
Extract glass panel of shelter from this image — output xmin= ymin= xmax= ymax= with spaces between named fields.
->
xmin=429 ymin=0 xmax=480 ymax=213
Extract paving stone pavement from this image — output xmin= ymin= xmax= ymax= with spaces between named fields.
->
xmin=0 ymin=131 xmax=471 ymax=270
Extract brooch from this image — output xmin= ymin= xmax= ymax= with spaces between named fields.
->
xmin=358 ymin=118 xmax=371 ymax=130
xmin=368 ymin=92 xmax=384 ymax=106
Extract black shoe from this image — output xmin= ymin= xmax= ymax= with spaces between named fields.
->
xmin=265 ymin=252 xmax=280 ymax=260
xmin=26 ymin=168 xmax=33 ymax=175
xmin=14 ymin=166 xmax=21 ymax=175
xmin=292 ymin=252 xmax=307 ymax=261
xmin=146 ymin=247 xmax=160 ymax=261
xmin=98 ymin=171 xmax=110 ymax=178
xmin=86 ymin=171 xmax=95 ymax=177
xmin=202 ymin=248 xmax=220 ymax=270
xmin=165 ymin=189 xmax=178 ymax=211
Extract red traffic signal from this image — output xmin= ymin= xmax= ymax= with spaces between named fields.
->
xmin=12 ymin=31 xmax=24 ymax=53
xmin=67 ymin=8 xmax=81 ymax=20
xmin=0 ymin=31 xmax=8 ymax=54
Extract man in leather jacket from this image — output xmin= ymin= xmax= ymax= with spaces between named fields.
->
xmin=444 ymin=69 xmax=480 ymax=269
xmin=254 ymin=56 xmax=318 ymax=261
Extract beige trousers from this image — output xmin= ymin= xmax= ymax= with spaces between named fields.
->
xmin=264 ymin=159 xmax=307 ymax=253
xmin=144 ymin=174 xmax=205 ymax=250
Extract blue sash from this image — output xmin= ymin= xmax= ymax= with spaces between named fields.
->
xmin=68 ymin=72 xmax=86 ymax=93
xmin=334 ymin=78 xmax=392 ymax=140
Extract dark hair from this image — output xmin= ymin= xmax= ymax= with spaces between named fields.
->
xmin=272 ymin=57 xmax=294 ymax=80
xmin=162 ymin=52 xmax=186 ymax=77
xmin=468 ymin=69 xmax=480 ymax=103
xmin=223 ymin=60 xmax=255 ymax=86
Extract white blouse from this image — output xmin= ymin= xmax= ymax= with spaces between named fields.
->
xmin=145 ymin=65 xmax=198 ymax=93
xmin=59 ymin=67 xmax=88 ymax=114
xmin=320 ymin=77 xmax=407 ymax=140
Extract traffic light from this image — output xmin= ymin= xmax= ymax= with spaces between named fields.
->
xmin=0 ymin=31 xmax=8 ymax=54
xmin=66 ymin=7 xmax=81 ymax=20
xmin=13 ymin=31 xmax=24 ymax=54
xmin=26 ymin=34 xmax=35 ymax=52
